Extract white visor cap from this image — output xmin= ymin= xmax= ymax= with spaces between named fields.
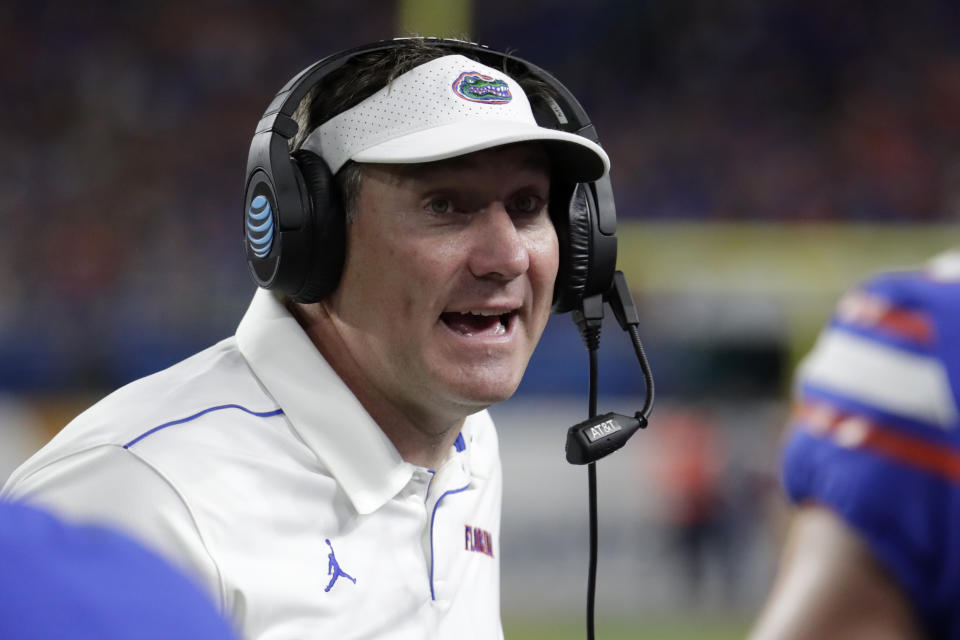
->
xmin=300 ymin=54 xmax=610 ymax=181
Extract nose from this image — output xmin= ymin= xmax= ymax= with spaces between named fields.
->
xmin=468 ymin=204 xmax=529 ymax=281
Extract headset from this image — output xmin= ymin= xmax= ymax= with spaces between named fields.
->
xmin=243 ymin=37 xmax=618 ymax=313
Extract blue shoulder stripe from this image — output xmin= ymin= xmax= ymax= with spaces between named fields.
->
xmin=123 ymin=404 xmax=284 ymax=449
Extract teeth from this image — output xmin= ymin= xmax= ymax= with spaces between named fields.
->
xmin=463 ymin=321 xmax=506 ymax=337
xmin=469 ymin=310 xmax=504 ymax=317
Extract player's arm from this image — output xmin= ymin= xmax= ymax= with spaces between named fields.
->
xmin=749 ymin=504 xmax=924 ymax=640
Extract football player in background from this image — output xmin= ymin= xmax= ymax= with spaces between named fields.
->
xmin=751 ymin=250 xmax=960 ymax=639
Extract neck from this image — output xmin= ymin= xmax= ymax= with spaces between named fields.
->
xmin=288 ymin=300 xmax=464 ymax=469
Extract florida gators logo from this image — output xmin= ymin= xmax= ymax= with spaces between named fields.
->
xmin=452 ymin=71 xmax=512 ymax=104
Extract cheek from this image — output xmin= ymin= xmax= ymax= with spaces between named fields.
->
xmin=348 ymin=229 xmax=449 ymax=316
xmin=529 ymin=229 xmax=560 ymax=292
xmin=338 ymin=224 xmax=409 ymax=318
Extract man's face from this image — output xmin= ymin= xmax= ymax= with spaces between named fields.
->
xmin=324 ymin=143 xmax=559 ymax=425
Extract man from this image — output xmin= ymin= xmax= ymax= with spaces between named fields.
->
xmin=3 ymin=40 xmax=610 ymax=638
xmin=0 ymin=500 xmax=238 ymax=639
xmin=750 ymin=250 xmax=960 ymax=639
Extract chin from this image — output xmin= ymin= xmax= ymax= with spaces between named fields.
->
xmin=443 ymin=368 xmax=525 ymax=409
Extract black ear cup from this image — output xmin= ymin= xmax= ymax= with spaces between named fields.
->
xmin=286 ymin=149 xmax=346 ymax=303
xmin=552 ymin=180 xmax=619 ymax=313
xmin=553 ymin=183 xmax=593 ymax=314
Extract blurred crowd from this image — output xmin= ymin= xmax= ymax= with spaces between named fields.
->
xmin=2 ymin=0 xmax=959 ymax=391
xmin=479 ymin=0 xmax=960 ymax=222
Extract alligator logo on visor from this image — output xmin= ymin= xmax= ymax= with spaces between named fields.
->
xmin=452 ymin=71 xmax=512 ymax=104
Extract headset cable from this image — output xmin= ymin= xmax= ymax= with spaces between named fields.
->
xmin=569 ymin=271 xmax=655 ymax=640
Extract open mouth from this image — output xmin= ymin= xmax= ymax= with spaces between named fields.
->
xmin=440 ymin=310 xmax=516 ymax=337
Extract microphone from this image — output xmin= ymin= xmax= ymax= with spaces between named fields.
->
xmin=565 ymin=270 xmax=653 ymax=465
xmin=565 ymin=411 xmax=647 ymax=465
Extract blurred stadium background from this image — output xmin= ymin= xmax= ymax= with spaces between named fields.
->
xmin=2 ymin=1 xmax=959 ymax=638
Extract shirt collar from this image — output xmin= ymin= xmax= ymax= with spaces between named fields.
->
xmin=235 ymin=288 xmax=416 ymax=515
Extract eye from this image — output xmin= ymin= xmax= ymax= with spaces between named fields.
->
xmin=427 ymin=197 xmax=455 ymax=215
xmin=510 ymin=194 xmax=546 ymax=215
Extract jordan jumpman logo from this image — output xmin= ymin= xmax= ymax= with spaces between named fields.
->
xmin=324 ymin=539 xmax=357 ymax=592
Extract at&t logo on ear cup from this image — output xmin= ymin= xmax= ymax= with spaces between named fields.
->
xmin=246 ymin=194 xmax=275 ymax=258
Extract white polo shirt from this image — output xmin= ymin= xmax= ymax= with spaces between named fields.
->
xmin=3 ymin=289 xmax=504 ymax=640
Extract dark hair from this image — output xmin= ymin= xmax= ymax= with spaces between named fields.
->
xmin=289 ymin=40 xmax=560 ymax=218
